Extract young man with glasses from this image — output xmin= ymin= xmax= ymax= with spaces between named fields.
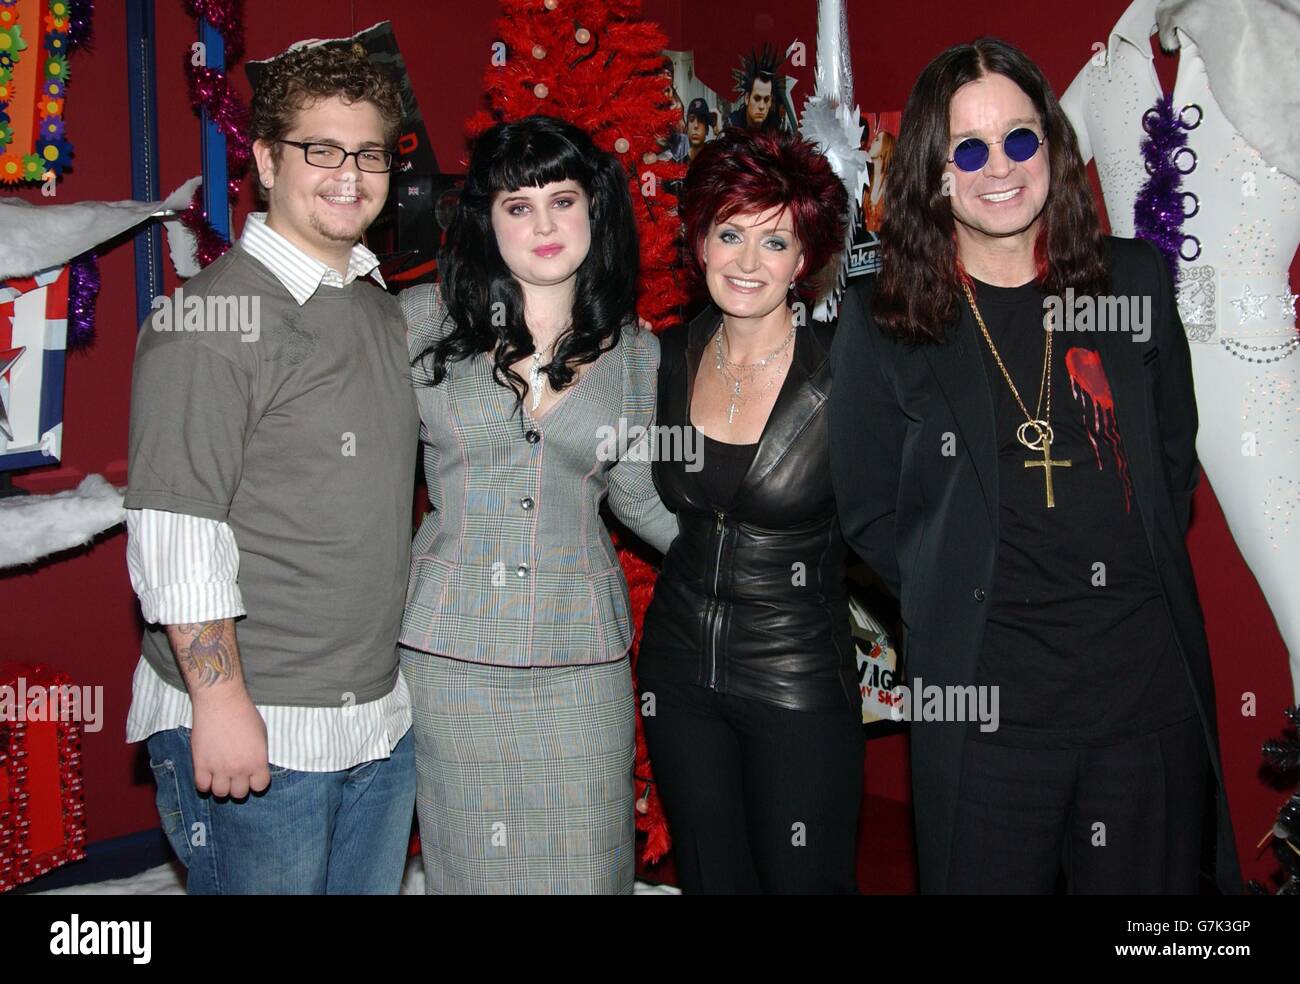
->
xmin=123 ymin=42 xmax=419 ymax=894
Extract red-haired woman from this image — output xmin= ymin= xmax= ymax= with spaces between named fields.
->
xmin=637 ymin=127 xmax=859 ymax=893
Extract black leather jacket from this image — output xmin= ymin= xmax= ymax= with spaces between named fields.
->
xmin=638 ymin=305 xmax=858 ymax=712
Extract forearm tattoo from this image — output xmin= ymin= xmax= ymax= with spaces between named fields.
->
xmin=172 ymin=621 xmax=240 ymax=688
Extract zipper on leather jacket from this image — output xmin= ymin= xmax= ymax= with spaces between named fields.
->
xmin=707 ymin=509 xmax=727 ymax=689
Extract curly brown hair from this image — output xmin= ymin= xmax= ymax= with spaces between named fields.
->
xmin=249 ymin=42 xmax=403 ymax=195
xmin=874 ymin=37 xmax=1107 ymax=344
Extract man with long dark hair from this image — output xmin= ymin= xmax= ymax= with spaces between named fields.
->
xmin=828 ymin=37 xmax=1240 ymax=894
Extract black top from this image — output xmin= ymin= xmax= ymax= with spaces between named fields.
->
xmin=695 ymin=432 xmax=760 ymax=509
xmin=828 ymin=237 xmax=1241 ymax=895
xmin=638 ymin=311 xmax=859 ymax=712
xmin=965 ymin=276 xmax=1196 ymax=747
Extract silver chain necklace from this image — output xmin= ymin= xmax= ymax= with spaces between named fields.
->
xmin=713 ymin=320 xmax=795 ymax=424
xmin=528 ymin=336 xmax=561 ymax=411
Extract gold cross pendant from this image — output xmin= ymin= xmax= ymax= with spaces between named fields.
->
xmin=1024 ymin=436 xmax=1071 ymax=508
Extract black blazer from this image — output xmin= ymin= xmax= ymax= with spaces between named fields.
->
xmin=639 ymin=304 xmax=859 ymax=712
xmin=828 ymin=236 xmax=1241 ymax=893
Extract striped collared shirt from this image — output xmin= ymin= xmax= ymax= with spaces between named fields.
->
xmin=124 ymin=213 xmax=410 ymax=772
xmin=240 ymin=210 xmax=386 ymax=303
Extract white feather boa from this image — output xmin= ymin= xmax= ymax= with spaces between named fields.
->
xmin=0 ymin=475 xmax=125 ymax=570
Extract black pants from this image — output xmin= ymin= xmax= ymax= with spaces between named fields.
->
xmin=640 ymin=677 xmax=864 ymax=894
xmin=947 ymin=715 xmax=1209 ymax=893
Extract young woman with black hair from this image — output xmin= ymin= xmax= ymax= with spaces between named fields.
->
xmin=398 ymin=115 xmax=677 ymax=895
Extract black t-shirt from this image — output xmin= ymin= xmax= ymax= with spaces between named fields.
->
xmin=965 ymin=276 xmax=1197 ymax=748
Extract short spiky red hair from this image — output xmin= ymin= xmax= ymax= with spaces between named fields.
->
xmin=682 ymin=127 xmax=849 ymax=301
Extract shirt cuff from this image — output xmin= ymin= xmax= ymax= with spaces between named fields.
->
xmin=125 ymin=507 xmax=247 ymax=624
xmin=137 ymin=581 xmax=246 ymax=626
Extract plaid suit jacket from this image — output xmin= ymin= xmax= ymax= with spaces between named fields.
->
xmin=398 ymin=284 xmax=677 ymax=666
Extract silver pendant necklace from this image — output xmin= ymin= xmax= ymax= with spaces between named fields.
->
xmin=529 ymin=337 xmax=559 ymax=411
xmin=713 ymin=320 xmax=795 ymax=423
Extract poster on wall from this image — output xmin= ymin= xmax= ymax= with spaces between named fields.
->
xmin=0 ymin=0 xmax=84 ymax=187
xmin=844 ymin=110 xmax=900 ymax=283
xmin=849 ymin=582 xmax=904 ymax=732
xmin=659 ymin=49 xmax=723 ymax=166
xmin=245 ymin=21 xmax=444 ymax=285
xmin=0 ymin=265 xmax=66 ymax=473
xmin=660 ymin=44 xmax=801 ymax=168
xmin=724 ymin=43 xmax=797 ymax=135
xmin=391 ymin=172 xmax=464 ymax=287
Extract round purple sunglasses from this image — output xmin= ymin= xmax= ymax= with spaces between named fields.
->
xmin=948 ymin=127 xmax=1046 ymax=172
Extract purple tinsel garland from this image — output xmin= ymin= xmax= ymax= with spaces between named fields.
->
xmin=66 ymin=0 xmax=95 ymax=52
xmin=67 ymin=251 xmax=99 ymax=351
xmin=1133 ymin=94 xmax=1190 ymax=280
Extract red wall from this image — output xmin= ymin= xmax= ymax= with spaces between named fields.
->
xmin=2 ymin=0 xmax=1291 ymax=891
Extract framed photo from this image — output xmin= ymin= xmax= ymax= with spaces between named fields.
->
xmin=0 ymin=265 xmax=67 ymax=473
xmin=0 ymin=0 xmax=77 ymax=186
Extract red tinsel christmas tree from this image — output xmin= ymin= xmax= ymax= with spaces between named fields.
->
xmin=470 ymin=0 xmax=689 ymax=865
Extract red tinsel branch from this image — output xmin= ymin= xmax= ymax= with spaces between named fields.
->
xmin=184 ymin=66 xmax=252 ymax=195
xmin=184 ymin=0 xmax=246 ymax=62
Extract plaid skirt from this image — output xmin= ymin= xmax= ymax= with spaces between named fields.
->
xmin=399 ymin=647 xmax=636 ymax=894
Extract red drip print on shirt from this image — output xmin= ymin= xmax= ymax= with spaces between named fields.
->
xmin=1064 ymin=347 xmax=1133 ymax=512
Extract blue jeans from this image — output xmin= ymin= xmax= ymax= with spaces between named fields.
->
xmin=146 ymin=726 xmax=415 ymax=894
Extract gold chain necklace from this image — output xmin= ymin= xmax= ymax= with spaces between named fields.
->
xmin=961 ymin=279 xmax=1071 ymax=508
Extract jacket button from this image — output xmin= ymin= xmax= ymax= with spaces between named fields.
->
xmin=516 ymin=564 xmax=529 ymax=578
xmin=520 ymin=496 xmax=534 ymax=510
xmin=973 ymin=587 xmax=985 ymax=602
xmin=525 ymin=429 xmax=540 ymax=444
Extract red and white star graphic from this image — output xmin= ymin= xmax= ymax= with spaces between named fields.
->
xmin=0 ymin=345 xmax=26 ymax=442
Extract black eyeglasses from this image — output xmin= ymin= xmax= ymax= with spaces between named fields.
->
xmin=947 ymin=127 xmax=1045 ymax=172
xmin=277 ymin=139 xmax=395 ymax=173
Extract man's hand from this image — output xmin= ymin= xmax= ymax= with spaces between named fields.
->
xmin=165 ymin=619 xmax=270 ymax=798
xmin=191 ymin=692 xmax=271 ymax=798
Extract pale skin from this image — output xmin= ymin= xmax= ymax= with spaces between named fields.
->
xmin=687 ymin=115 xmax=710 ymax=160
xmin=944 ymin=72 xmax=1051 ymax=286
xmin=493 ymin=177 xmax=653 ymax=817
xmin=868 ymin=131 xmax=887 ymax=208
xmin=165 ymin=620 xmax=268 ymax=799
xmin=693 ymin=206 xmax=806 ymax=444
xmin=170 ymin=96 xmax=391 ymax=797
xmin=250 ymin=95 xmax=391 ymax=277
xmin=490 ymin=179 xmax=600 ymax=419
xmin=745 ymin=77 xmax=774 ymax=128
